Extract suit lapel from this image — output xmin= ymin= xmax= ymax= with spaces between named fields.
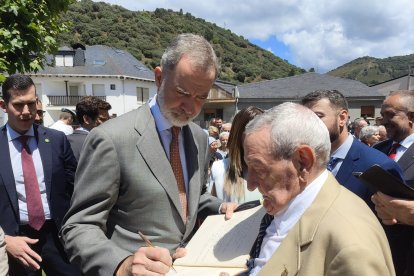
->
xmin=398 ymin=143 xmax=414 ymax=172
xmin=336 ymin=138 xmax=359 ymax=184
xmin=35 ymin=125 xmax=53 ymax=201
xmin=183 ymin=125 xmax=201 ymax=234
xmin=0 ymin=126 xmax=19 ymax=217
xmin=259 ymin=174 xmax=340 ymax=276
xmin=134 ymin=106 xmax=184 ymax=226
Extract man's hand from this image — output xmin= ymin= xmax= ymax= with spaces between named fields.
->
xmin=172 ymin=247 xmax=187 ymax=260
xmin=5 ymin=235 xmax=41 ymax=271
xmin=115 ymin=246 xmax=173 ymax=276
xmin=372 ymin=192 xmax=414 ymax=226
xmin=220 ymin=202 xmax=239 ymax=220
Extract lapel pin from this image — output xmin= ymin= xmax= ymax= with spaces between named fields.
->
xmin=45 ymin=138 xmax=50 ymax=143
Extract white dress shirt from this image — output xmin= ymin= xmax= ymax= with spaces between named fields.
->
xmin=393 ymin=133 xmax=414 ymax=161
xmin=250 ymin=170 xmax=328 ymax=276
xmin=329 ymin=133 xmax=354 ymax=175
xmin=149 ymin=96 xmax=189 ymax=192
xmin=49 ymin=120 xmax=73 ymax=135
xmin=6 ymin=124 xmax=51 ymax=224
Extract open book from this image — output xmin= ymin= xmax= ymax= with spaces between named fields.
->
xmin=168 ymin=205 xmax=266 ymax=275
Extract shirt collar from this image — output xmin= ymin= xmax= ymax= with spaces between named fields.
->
xmin=149 ymin=95 xmax=174 ymax=132
xmin=76 ymin=126 xmax=90 ymax=133
xmin=331 ymin=133 xmax=353 ymax=160
xmin=6 ymin=124 xmax=34 ymax=142
xmin=272 ymin=170 xmax=328 ymax=235
xmin=396 ymin=133 xmax=414 ymax=149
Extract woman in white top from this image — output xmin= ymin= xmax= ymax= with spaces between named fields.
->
xmin=209 ymin=106 xmax=264 ymax=203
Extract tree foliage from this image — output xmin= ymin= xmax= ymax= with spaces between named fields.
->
xmin=57 ymin=0 xmax=303 ymax=84
xmin=328 ymin=54 xmax=414 ymax=86
xmin=0 ymin=0 xmax=74 ymax=82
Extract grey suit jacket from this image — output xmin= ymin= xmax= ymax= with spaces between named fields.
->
xmin=61 ymin=104 xmax=222 ymax=275
xmin=259 ymin=174 xmax=395 ymax=276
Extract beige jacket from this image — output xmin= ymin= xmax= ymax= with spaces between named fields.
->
xmin=259 ymin=174 xmax=395 ymax=276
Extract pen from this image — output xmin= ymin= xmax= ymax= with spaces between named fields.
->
xmin=138 ymin=231 xmax=177 ymax=272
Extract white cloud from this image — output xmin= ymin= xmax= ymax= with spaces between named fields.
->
xmin=95 ymin=0 xmax=414 ymax=72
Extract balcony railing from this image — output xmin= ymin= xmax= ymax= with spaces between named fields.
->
xmin=47 ymin=96 xmax=107 ymax=106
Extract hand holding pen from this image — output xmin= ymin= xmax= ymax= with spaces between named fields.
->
xmin=114 ymin=232 xmax=174 ymax=276
xmin=138 ymin=231 xmax=177 ymax=272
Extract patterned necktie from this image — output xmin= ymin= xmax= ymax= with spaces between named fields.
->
xmin=170 ymin=127 xmax=188 ymax=223
xmin=250 ymin=213 xmax=274 ymax=259
xmin=388 ymin=143 xmax=401 ymax=160
xmin=327 ymin=157 xmax=339 ymax=172
xmin=20 ymin=135 xmax=45 ymax=230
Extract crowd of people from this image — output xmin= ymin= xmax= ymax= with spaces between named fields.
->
xmin=1 ymin=33 xmax=414 ymax=276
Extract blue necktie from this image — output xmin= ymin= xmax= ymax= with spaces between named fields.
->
xmin=327 ymin=157 xmax=339 ymax=171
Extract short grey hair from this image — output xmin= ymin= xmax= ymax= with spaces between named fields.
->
xmin=245 ymin=102 xmax=331 ymax=169
xmin=161 ymin=33 xmax=220 ymax=78
xmin=359 ymin=125 xmax=379 ymax=141
xmin=388 ymin=90 xmax=414 ymax=112
xmin=219 ymin=131 xmax=229 ymax=139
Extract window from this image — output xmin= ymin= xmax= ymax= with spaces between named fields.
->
xmin=137 ymin=87 xmax=149 ymax=103
xmin=110 ymin=84 xmax=116 ymax=90
xmin=92 ymin=84 xmax=105 ymax=96
xmin=55 ymin=55 xmax=64 ymax=66
xmin=361 ymin=106 xmax=375 ymax=118
xmin=55 ymin=55 xmax=74 ymax=67
xmin=69 ymin=86 xmax=79 ymax=96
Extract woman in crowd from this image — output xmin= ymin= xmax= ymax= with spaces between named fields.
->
xmin=209 ymin=106 xmax=263 ymax=203
xmin=360 ymin=125 xmax=380 ymax=146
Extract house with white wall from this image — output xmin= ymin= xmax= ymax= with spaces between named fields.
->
xmin=1 ymin=44 xmax=156 ymax=126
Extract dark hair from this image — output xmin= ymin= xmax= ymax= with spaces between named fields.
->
xmin=97 ymin=100 xmax=112 ymax=111
xmin=301 ymin=89 xmax=348 ymax=111
xmin=76 ymin=96 xmax=101 ymax=124
xmin=2 ymin=74 xmax=35 ymax=103
xmin=224 ymin=106 xmax=264 ymax=199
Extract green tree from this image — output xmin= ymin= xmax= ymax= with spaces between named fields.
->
xmin=0 ymin=0 xmax=74 ymax=82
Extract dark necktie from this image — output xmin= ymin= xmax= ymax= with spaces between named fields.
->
xmin=327 ymin=157 xmax=340 ymax=171
xmin=20 ymin=135 xmax=45 ymax=230
xmin=388 ymin=143 xmax=401 ymax=160
xmin=250 ymin=213 xmax=274 ymax=259
xmin=170 ymin=127 xmax=187 ymax=223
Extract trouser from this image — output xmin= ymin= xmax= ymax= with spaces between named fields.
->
xmin=8 ymin=220 xmax=82 ymax=276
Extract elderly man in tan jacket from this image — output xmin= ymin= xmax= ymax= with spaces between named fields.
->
xmin=242 ymin=103 xmax=395 ymax=276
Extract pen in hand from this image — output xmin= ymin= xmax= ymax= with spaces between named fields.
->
xmin=138 ymin=231 xmax=177 ymax=272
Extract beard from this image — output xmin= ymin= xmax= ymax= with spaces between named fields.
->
xmin=328 ymin=119 xmax=340 ymax=143
xmin=157 ymin=88 xmax=199 ymax=127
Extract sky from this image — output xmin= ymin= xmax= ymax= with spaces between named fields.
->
xmin=93 ymin=0 xmax=414 ymax=73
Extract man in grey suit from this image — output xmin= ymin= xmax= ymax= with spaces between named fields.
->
xmin=67 ymin=96 xmax=111 ymax=160
xmin=61 ymin=34 xmax=237 ymax=275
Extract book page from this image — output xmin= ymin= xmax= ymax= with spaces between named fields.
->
xmin=168 ymin=266 xmax=247 ymax=276
xmin=174 ymin=205 xmax=266 ymax=268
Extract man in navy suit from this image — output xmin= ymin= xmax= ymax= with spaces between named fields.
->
xmin=0 ymin=74 xmax=80 ymax=275
xmin=68 ymin=96 xmax=111 ymax=160
xmin=372 ymin=90 xmax=414 ymax=276
xmin=301 ymin=90 xmax=403 ymax=205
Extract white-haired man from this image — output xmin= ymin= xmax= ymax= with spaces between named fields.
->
xmin=243 ymin=102 xmax=394 ymax=276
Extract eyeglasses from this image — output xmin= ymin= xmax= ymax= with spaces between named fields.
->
xmin=37 ymin=110 xmax=45 ymax=115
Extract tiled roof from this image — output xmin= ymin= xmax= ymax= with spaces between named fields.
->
xmin=238 ymin=73 xmax=379 ymax=99
xmin=215 ymin=80 xmax=236 ymax=93
xmin=33 ymin=45 xmax=154 ymax=81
